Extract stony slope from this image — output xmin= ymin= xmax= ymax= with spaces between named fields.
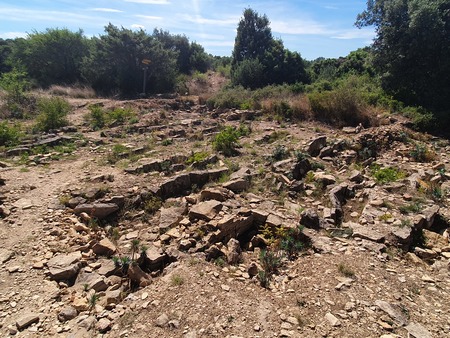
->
xmin=0 ymin=96 xmax=449 ymax=338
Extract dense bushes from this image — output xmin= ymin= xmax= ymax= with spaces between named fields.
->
xmin=35 ymin=97 xmax=70 ymax=132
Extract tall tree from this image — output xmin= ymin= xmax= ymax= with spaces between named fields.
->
xmin=356 ymin=0 xmax=450 ymax=111
xmin=82 ymin=24 xmax=178 ymax=96
xmin=10 ymin=28 xmax=88 ymax=86
xmin=231 ymin=8 xmax=308 ymax=89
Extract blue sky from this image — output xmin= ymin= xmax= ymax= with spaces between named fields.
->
xmin=0 ymin=0 xmax=374 ymax=60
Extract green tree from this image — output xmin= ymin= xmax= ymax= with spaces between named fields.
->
xmin=356 ymin=0 xmax=450 ymax=111
xmin=10 ymin=28 xmax=88 ymax=86
xmin=82 ymin=24 xmax=178 ymax=96
xmin=231 ymin=8 xmax=308 ymax=88
xmin=0 ymin=38 xmax=14 ymax=74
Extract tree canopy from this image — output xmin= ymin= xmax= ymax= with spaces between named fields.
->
xmin=231 ymin=8 xmax=309 ymax=89
xmin=356 ymin=0 xmax=450 ymax=112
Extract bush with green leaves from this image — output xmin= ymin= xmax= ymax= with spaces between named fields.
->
xmin=213 ymin=126 xmax=240 ymax=156
xmin=34 ymin=97 xmax=70 ymax=132
xmin=0 ymin=68 xmax=34 ymax=119
xmin=371 ymin=165 xmax=406 ymax=184
xmin=0 ymin=121 xmax=22 ymax=147
xmin=258 ymin=249 xmax=282 ymax=288
xmin=86 ymin=105 xmax=137 ymax=130
xmin=409 ymin=143 xmax=436 ymax=162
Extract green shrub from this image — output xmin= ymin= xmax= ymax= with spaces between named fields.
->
xmin=144 ymin=195 xmax=162 ymax=214
xmin=35 ymin=97 xmax=70 ymax=132
xmin=0 ymin=121 xmax=22 ymax=147
xmin=87 ymin=105 xmax=106 ymax=130
xmin=279 ymin=224 xmax=308 ymax=259
xmin=371 ymin=165 xmax=406 ymax=184
xmin=399 ymin=201 xmax=423 ymax=214
xmin=109 ymin=107 xmax=135 ymax=125
xmin=213 ymin=126 xmax=240 ymax=156
xmin=409 ymin=143 xmax=436 ymax=162
xmin=186 ymin=151 xmax=209 ymax=165
xmin=337 ymin=263 xmax=355 ymax=278
xmin=0 ymin=68 xmax=32 ymax=119
xmin=271 ymin=145 xmax=288 ymax=162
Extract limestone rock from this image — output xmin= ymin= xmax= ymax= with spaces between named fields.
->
xmin=92 ymin=238 xmax=116 ymax=256
xmin=223 ymin=178 xmax=249 ymax=193
xmin=324 ymin=312 xmax=341 ymax=327
xmin=307 ymin=136 xmax=327 ymax=157
xmin=226 ymin=238 xmax=242 ymax=265
xmin=348 ymin=222 xmax=385 ymax=243
xmin=375 ymin=300 xmax=408 ymax=326
xmin=97 ymin=318 xmax=112 ymax=333
xmin=189 ymin=200 xmax=223 ymax=221
xmin=405 ymin=322 xmax=433 ymax=338
xmin=58 ymin=306 xmax=78 ymax=322
xmin=16 ymin=313 xmax=40 ymax=331
xmin=47 ymin=251 xmax=83 ymax=281
xmin=300 ymin=209 xmax=321 ymax=229
xmin=200 ymin=187 xmax=234 ymax=202
xmin=127 ymin=264 xmax=152 ymax=287
xmin=159 ymin=204 xmax=187 ymax=233
xmin=74 ymin=203 xmax=119 ymax=219
xmin=156 ymin=313 xmax=170 ymax=327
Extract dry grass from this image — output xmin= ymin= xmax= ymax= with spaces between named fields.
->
xmin=47 ymin=85 xmax=96 ymax=98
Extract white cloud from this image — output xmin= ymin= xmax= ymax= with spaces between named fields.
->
xmin=199 ymin=40 xmax=234 ymax=47
xmin=181 ymin=14 xmax=238 ymax=26
xmin=90 ymin=8 xmax=123 ymax=13
xmin=131 ymin=24 xmax=146 ymax=29
xmin=124 ymin=0 xmax=170 ymax=4
xmin=135 ymin=15 xmax=163 ymax=20
xmin=0 ymin=31 xmax=27 ymax=39
xmin=271 ymin=19 xmax=329 ymax=35
xmin=0 ymin=7 xmax=103 ymax=25
xmin=331 ymin=28 xmax=375 ymax=40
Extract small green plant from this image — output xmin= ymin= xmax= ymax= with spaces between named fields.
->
xmin=144 ymin=196 xmax=162 ymax=214
xmin=0 ymin=121 xmax=22 ymax=147
xmin=294 ymin=150 xmax=308 ymax=162
xmin=83 ymin=283 xmax=90 ymax=292
xmin=271 ymin=145 xmax=288 ymax=162
xmin=259 ymin=249 xmax=282 ymax=276
xmin=214 ymin=257 xmax=225 ymax=268
xmin=258 ymin=270 xmax=270 ymax=289
xmin=409 ymin=143 xmax=436 ymax=162
xmin=88 ymin=293 xmax=100 ymax=313
xmin=400 ymin=219 xmax=412 ymax=228
xmin=34 ymin=96 xmax=70 ymax=132
xmin=213 ymin=126 xmax=240 ymax=156
xmin=279 ymin=224 xmax=308 ymax=259
xmin=130 ymin=239 xmax=140 ymax=261
xmin=399 ymin=200 xmax=423 ymax=214
xmin=337 ymin=262 xmax=355 ymax=278
xmin=107 ymin=143 xmax=129 ymax=164
xmin=378 ymin=213 xmax=393 ymax=222
xmin=186 ymin=151 xmax=210 ymax=165
xmin=161 ymin=138 xmax=173 ymax=146
xmin=311 ymin=161 xmax=325 ymax=171
xmin=371 ymin=165 xmax=406 ymax=184
xmin=171 ymin=274 xmax=185 ymax=286
xmin=87 ymin=105 xmax=106 ymax=130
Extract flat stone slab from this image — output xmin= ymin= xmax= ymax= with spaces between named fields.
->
xmin=348 ymin=222 xmax=385 ymax=243
xmin=16 ymin=313 xmax=40 ymax=330
xmin=189 ymin=200 xmax=223 ymax=221
xmin=47 ymin=251 xmax=82 ymax=281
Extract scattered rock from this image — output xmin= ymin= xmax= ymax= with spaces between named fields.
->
xmin=16 ymin=313 xmax=40 ymax=331
xmin=47 ymin=251 xmax=83 ymax=281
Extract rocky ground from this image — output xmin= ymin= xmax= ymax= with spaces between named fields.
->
xmin=0 ymin=93 xmax=449 ymax=338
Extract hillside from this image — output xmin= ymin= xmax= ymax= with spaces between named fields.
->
xmin=0 ymin=84 xmax=449 ymax=338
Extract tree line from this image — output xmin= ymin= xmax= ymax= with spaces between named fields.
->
xmin=1 ymin=2 xmax=449 ymax=130
xmin=0 ymin=24 xmax=214 ymax=96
